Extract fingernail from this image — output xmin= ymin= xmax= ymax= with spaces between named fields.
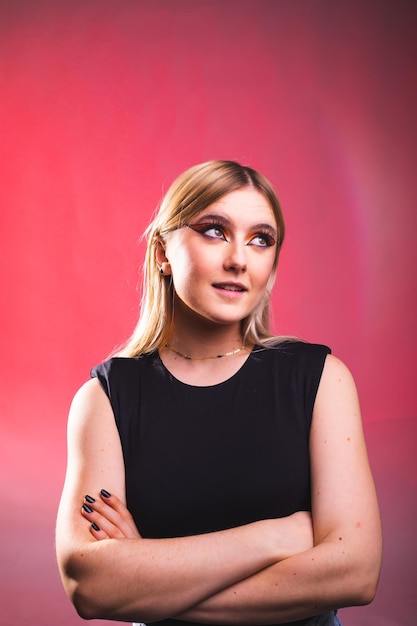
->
xmin=85 ymin=495 xmax=95 ymax=504
xmin=91 ymin=522 xmax=100 ymax=531
xmin=82 ymin=504 xmax=93 ymax=513
xmin=100 ymin=489 xmax=111 ymax=498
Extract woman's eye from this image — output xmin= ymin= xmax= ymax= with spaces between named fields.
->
xmin=204 ymin=226 xmax=226 ymax=239
xmin=249 ymin=233 xmax=276 ymax=248
xmin=187 ymin=223 xmax=227 ymax=240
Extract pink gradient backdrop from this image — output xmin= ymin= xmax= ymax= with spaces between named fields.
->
xmin=1 ymin=1 xmax=416 ymax=624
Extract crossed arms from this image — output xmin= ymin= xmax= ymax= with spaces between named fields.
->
xmin=56 ymin=355 xmax=382 ymax=624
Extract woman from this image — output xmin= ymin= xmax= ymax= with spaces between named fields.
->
xmin=56 ymin=160 xmax=382 ymax=626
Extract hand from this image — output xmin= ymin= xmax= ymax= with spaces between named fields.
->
xmin=81 ymin=489 xmax=141 ymax=540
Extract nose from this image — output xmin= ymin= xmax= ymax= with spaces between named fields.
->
xmin=223 ymin=241 xmax=247 ymax=273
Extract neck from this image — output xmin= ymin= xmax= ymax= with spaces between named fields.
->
xmin=165 ymin=343 xmax=245 ymax=361
xmin=168 ymin=298 xmax=245 ymax=359
xmin=166 ymin=330 xmax=245 ymax=359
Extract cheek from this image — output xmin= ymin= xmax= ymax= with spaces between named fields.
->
xmin=169 ymin=249 xmax=203 ymax=293
xmin=169 ymin=241 xmax=212 ymax=278
xmin=252 ymin=254 xmax=275 ymax=286
xmin=165 ymin=237 xmax=192 ymax=274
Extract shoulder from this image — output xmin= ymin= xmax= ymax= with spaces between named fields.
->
xmin=89 ymin=353 xmax=160 ymax=424
xmin=90 ymin=353 xmax=155 ymax=393
xmin=314 ymin=353 xmax=358 ymax=409
xmin=319 ymin=352 xmax=354 ymax=379
xmin=67 ymin=377 xmax=119 ymax=447
xmin=91 ymin=354 xmax=148 ymax=377
xmin=250 ymin=340 xmax=332 ymax=414
xmin=253 ymin=339 xmax=331 ymax=369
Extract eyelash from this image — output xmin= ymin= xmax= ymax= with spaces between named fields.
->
xmin=187 ymin=222 xmax=276 ymax=248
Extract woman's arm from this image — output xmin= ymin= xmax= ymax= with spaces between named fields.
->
xmin=56 ymin=378 xmax=313 ymax=623
xmin=173 ymin=355 xmax=383 ymax=624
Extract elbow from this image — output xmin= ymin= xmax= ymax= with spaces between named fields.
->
xmin=338 ymin=528 xmax=383 ymax=607
xmin=58 ymin=555 xmax=107 ymax=620
xmin=60 ymin=575 xmax=100 ymax=621
xmin=61 ymin=562 xmax=149 ymax=623
xmin=359 ymin=565 xmax=381 ymax=606
xmin=71 ymin=585 xmax=160 ymax=623
xmin=357 ymin=544 xmax=383 ymax=605
xmin=65 ymin=573 xmax=118 ymax=621
xmin=354 ymin=576 xmax=379 ymax=606
xmin=71 ymin=583 xmax=106 ymax=621
xmin=347 ymin=556 xmax=382 ymax=607
xmin=70 ymin=574 xmax=131 ymax=621
xmin=332 ymin=570 xmax=379 ymax=610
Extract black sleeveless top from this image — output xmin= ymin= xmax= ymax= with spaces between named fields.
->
xmin=92 ymin=341 xmax=331 ymax=626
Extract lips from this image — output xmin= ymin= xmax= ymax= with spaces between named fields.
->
xmin=212 ymin=282 xmax=247 ymax=292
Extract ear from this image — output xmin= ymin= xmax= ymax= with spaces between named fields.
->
xmin=155 ymin=237 xmax=172 ymax=275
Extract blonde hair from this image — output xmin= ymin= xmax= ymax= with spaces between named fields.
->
xmin=116 ymin=160 xmax=286 ymax=357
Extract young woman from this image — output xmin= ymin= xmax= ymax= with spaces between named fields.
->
xmin=56 ymin=160 xmax=382 ymax=626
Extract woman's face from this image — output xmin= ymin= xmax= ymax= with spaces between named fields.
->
xmin=160 ymin=187 xmax=278 ymax=331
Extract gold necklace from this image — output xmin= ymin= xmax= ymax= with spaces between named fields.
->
xmin=164 ymin=343 xmax=244 ymax=360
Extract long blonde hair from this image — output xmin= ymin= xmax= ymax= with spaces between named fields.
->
xmin=116 ymin=160 xmax=285 ymax=357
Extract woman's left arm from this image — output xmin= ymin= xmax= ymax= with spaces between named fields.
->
xmin=175 ymin=354 xmax=383 ymax=624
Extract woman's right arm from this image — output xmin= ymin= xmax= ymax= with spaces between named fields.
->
xmin=56 ymin=378 xmax=312 ymax=623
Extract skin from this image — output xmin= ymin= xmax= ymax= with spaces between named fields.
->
xmin=156 ymin=188 xmax=279 ymax=385
xmin=160 ymin=188 xmax=278 ymax=329
xmin=56 ymin=187 xmax=382 ymax=623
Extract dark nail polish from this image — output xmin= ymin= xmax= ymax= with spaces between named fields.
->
xmin=82 ymin=504 xmax=93 ymax=514
xmin=91 ymin=522 xmax=100 ymax=531
xmin=101 ymin=489 xmax=111 ymax=498
xmin=85 ymin=495 xmax=95 ymax=504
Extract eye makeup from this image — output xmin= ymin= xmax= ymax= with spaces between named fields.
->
xmin=186 ymin=214 xmax=277 ymax=248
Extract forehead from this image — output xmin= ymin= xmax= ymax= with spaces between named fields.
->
xmin=199 ymin=188 xmax=276 ymax=226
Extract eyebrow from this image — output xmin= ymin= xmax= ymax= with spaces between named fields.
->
xmin=190 ymin=213 xmax=278 ymax=238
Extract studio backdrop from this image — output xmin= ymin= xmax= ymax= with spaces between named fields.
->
xmin=0 ymin=1 xmax=416 ymax=624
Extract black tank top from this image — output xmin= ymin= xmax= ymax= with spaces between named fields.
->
xmin=92 ymin=341 xmax=331 ymax=626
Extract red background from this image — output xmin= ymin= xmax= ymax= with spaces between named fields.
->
xmin=1 ymin=1 xmax=416 ymax=624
